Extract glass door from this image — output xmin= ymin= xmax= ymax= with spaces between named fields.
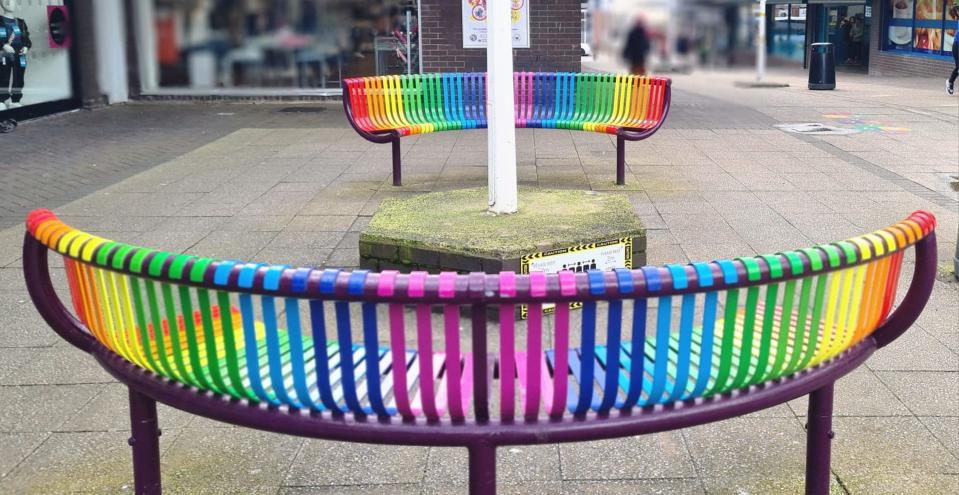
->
xmin=825 ymin=4 xmax=870 ymax=69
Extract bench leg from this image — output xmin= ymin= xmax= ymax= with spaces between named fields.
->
xmin=128 ymin=388 xmax=162 ymax=495
xmin=805 ymin=383 xmax=835 ymax=495
xmin=468 ymin=443 xmax=496 ymax=495
xmin=392 ymin=138 xmax=402 ymax=186
xmin=616 ymin=135 xmax=626 ymax=185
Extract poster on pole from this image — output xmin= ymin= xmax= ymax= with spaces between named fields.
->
xmin=519 ymin=238 xmax=632 ymax=319
xmin=462 ymin=0 xmax=530 ymax=49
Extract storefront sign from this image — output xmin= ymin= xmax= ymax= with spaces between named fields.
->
xmin=519 ymin=238 xmax=632 ymax=318
xmin=462 ymin=0 xmax=530 ymax=49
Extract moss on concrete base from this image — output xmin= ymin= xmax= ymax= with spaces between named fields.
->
xmin=361 ymin=187 xmax=646 ymax=260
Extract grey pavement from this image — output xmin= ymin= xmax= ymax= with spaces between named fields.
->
xmin=0 ymin=68 xmax=957 ymax=494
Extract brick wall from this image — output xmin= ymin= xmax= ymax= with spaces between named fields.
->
xmin=419 ymin=0 xmax=581 ymax=73
xmin=867 ymin=0 xmax=953 ymax=77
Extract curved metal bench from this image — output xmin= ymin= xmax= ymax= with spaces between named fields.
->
xmin=342 ymin=73 xmax=671 ymax=186
xmin=22 ymin=209 xmax=937 ymax=495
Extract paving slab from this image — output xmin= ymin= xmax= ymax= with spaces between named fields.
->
xmin=425 ymin=445 xmax=561 ymax=484
xmin=0 ymin=347 xmax=113 ymax=386
xmin=562 ymin=479 xmax=705 ymax=494
xmin=0 ymin=429 xmax=182 ymax=493
xmin=0 ymin=314 xmax=62 ymax=348
xmin=0 ymin=384 xmax=102 ymax=433
xmin=161 ymin=427 xmax=303 ymax=494
xmin=285 ymin=440 xmax=427 ymax=486
xmin=282 ymin=484 xmax=423 ymax=494
xmin=787 ymin=367 xmax=912 ymax=417
xmin=59 ymin=383 xmax=196 ymax=432
xmin=875 ymin=371 xmax=959 ymax=417
xmin=867 ymin=327 xmax=959 ymax=372
xmin=919 ymin=416 xmax=959 ymax=460
xmin=702 ymin=475 xmax=845 ymax=495
xmin=0 ymin=432 xmax=48 ymax=479
xmin=423 ymin=481 xmax=568 ymax=495
xmin=559 ymin=433 xmax=696 ymax=480
xmin=829 ymin=417 xmax=959 ymax=494
xmin=683 ymin=417 xmax=807 ymax=480
xmin=0 ymin=66 xmax=956 ymax=493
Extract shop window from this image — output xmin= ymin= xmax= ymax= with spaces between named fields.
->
xmin=884 ymin=0 xmax=958 ymax=57
xmin=0 ymin=1 xmax=75 ymax=113
xmin=770 ymin=3 xmax=806 ymax=62
xmin=144 ymin=0 xmax=418 ymax=92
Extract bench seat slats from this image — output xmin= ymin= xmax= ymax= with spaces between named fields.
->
xmin=27 ymin=209 xmax=938 ymax=424
xmin=345 ymin=72 xmax=669 ymax=137
xmin=76 ymin=297 xmax=815 ymax=418
xmin=66 ymin=268 xmax=904 ymax=419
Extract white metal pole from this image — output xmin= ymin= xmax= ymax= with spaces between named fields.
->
xmin=487 ymin=0 xmax=518 ymax=214
xmin=406 ymin=9 xmax=413 ymax=75
xmin=417 ymin=0 xmax=424 ymax=73
xmin=757 ymin=0 xmax=767 ymax=82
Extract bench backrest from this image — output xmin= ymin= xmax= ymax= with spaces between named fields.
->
xmin=23 ymin=209 xmax=937 ymax=423
xmin=343 ymin=73 xmax=670 ymax=134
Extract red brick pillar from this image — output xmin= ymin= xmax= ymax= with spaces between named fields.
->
xmin=419 ymin=0 xmax=581 ymax=73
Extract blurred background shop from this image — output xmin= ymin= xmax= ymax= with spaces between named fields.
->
xmin=0 ymin=0 xmax=954 ymax=123
xmin=767 ymin=1 xmax=871 ymax=72
xmin=583 ymin=0 xmax=955 ymax=76
xmin=135 ymin=0 xmax=420 ymax=95
xmin=129 ymin=0 xmax=583 ymax=97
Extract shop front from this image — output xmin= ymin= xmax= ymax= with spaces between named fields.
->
xmin=814 ymin=0 xmax=871 ymax=70
xmin=0 ymin=0 xmax=79 ymax=121
xmin=127 ymin=0 xmax=581 ymax=97
xmin=766 ymin=0 xmax=873 ymax=70
xmin=133 ymin=0 xmax=420 ymax=96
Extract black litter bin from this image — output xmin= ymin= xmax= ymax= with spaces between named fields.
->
xmin=808 ymin=42 xmax=836 ymax=90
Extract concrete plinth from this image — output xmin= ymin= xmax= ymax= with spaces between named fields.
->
xmin=359 ymin=188 xmax=646 ymax=274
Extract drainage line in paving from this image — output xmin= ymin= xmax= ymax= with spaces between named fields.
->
xmin=793 ymin=133 xmax=959 ymax=210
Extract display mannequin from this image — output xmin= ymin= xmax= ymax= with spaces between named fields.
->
xmin=0 ymin=0 xmax=30 ymax=110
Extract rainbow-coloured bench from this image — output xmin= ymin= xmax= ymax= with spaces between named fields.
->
xmin=342 ymin=73 xmax=671 ymax=186
xmin=23 ymin=209 xmax=936 ymax=495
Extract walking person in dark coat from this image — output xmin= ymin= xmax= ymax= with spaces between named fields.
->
xmin=948 ymin=1 xmax=959 ymax=95
xmin=623 ymin=17 xmax=651 ymax=75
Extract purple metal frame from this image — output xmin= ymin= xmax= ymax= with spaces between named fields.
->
xmin=341 ymin=79 xmax=673 ymax=187
xmin=805 ymin=383 xmax=834 ymax=494
xmin=616 ymin=83 xmax=673 ymax=185
xmin=21 ymin=230 xmax=937 ymax=495
xmin=341 ymin=96 xmax=403 ymax=186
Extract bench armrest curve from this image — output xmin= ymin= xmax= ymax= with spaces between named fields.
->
xmin=871 ymin=232 xmax=937 ymax=348
xmin=618 ymin=83 xmax=672 ymax=141
xmin=341 ymin=87 xmax=399 ymax=144
xmin=22 ymin=232 xmax=96 ymax=353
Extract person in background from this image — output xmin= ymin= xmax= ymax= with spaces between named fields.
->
xmin=849 ymin=15 xmax=864 ymax=64
xmin=948 ymin=0 xmax=958 ymax=95
xmin=840 ymin=15 xmax=854 ymax=63
xmin=623 ymin=17 xmax=651 ymax=75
